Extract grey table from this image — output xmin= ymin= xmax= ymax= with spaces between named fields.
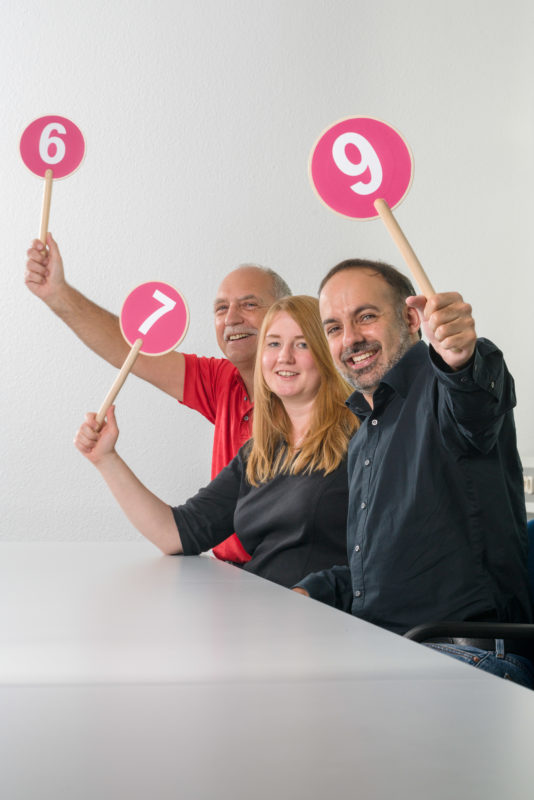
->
xmin=1 ymin=542 xmax=533 ymax=799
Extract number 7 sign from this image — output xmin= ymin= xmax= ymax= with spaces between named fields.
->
xmin=120 ymin=282 xmax=188 ymax=355
xmin=95 ymin=282 xmax=189 ymax=426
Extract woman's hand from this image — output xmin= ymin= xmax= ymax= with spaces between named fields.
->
xmin=74 ymin=406 xmax=119 ymax=465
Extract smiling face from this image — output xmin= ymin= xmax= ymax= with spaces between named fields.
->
xmin=320 ymin=268 xmax=419 ymax=402
xmin=261 ymin=311 xmax=322 ymax=406
xmin=214 ymin=266 xmax=278 ymax=371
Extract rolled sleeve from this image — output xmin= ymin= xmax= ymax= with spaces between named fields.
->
xmin=172 ymin=454 xmax=244 ymax=554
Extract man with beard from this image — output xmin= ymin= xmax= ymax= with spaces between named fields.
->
xmin=25 ymin=234 xmax=291 ymax=563
xmin=294 ymin=258 xmax=534 ymax=687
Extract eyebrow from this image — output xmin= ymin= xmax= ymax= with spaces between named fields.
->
xmin=213 ymin=293 xmax=262 ymax=310
xmin=265 ymin=333 xmax=306 ymax=339
xmin=322 ymin=304 xmax=381 ymax=326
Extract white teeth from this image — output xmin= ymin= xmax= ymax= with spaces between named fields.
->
xmin=351 ymin=351 xmax=375 ymax=364
xmin=228 ymin=334 xmax=249 ymax=341
xmin=277 ymin=371 xmax=297 ymax=377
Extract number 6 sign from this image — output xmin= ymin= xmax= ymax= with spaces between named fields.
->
xmin=20 ymin=115 xmax=85 ymax=179
xmin=95 ymin=282 xmax=189 ymax=426
xmin=20 ymin=115 xmax=86 ymax=246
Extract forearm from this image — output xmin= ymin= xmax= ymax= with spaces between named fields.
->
xmin=431 ymin=339 xmax=516 ymax=453
xmin=46 ymin=283 xmax=130 ymax=369
xmin=95 ymin=452 xmax=183 ymax=554
xmin=46 ymin=283 xmax=185 ymax=399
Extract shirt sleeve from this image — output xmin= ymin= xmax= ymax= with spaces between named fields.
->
xmin=294 ymin=565 xmax=354 ymax=613
xmin=429 ymin=338 xmax=517 ymax=455
xmin=171 ymin=453 xmax=244 ymax=554
xmin=180 ymin=354 xmax=231 ymax=425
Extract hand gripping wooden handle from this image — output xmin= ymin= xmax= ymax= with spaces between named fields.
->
xmin=95 ymin=339 xmax=143 ymax=428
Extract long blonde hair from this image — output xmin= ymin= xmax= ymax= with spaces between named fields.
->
xmin=246 ymin=295 xmax=358 ymax=486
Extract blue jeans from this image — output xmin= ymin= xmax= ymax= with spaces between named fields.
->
xmin=424 ymin=639 xmax=534 ymax=689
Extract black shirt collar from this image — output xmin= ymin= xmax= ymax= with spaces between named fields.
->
xmin=347 ymin=340 xmax=428 ymax=418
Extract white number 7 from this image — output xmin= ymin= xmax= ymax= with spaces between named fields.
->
xmin=138 ymin=290 xmax=177 ymax=335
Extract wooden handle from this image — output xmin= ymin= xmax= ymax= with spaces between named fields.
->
xmin=39 ymin=169 xmax=53 ymax=246
xmin=95 ymin=339 xmax=143 ymax=428
xmin=374 ymin=198 xmax=435 ymax=298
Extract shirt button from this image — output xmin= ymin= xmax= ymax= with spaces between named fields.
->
xmin=490 ymin=381 xmax=495 ymax=389
xmin=354 ymin=590 xmax=362 ymax=598
xmin=354 ymin=545 xmax=360 ymax=552
xmin=364 ymin=459 xmax=370 ymax=466
xmin=371 ymin=419 xmax=378 ymax=426
xmin=360 ymin=502 xmax=366 ymax=509
xmin=243 ymin=415 xmax=249 ymax=421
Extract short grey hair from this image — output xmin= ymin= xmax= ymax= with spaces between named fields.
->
xmin=237 ymin=263 xmax=292 ymax=300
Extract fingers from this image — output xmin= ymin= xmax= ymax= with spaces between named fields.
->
xmin=407 ymin=293 xmax=475 ymax=341
xmin=74 ymin=408 xmax=119 ymax=460
xmin=25 ymin=240 xmax=49 ymax=285
xmin=292 ymin=587 xmax=310 ymax=597
xmin=74 ymin=416 xmax=101 ymax=454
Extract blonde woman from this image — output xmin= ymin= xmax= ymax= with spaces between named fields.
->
xmin=75 ymin=296 xmax=358 ymax=587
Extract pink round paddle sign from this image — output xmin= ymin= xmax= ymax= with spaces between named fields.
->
xmin=309 ymin=116 xmax=413 ymax=219
xmin=120 ymin=282 xmax=189 ymax=356
xmin=20 ymin=115 xmax=85 ymax=179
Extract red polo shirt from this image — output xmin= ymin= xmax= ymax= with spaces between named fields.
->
xmin=180 ymin=353 xmax=253 ymax=563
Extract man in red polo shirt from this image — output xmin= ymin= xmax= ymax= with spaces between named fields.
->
xmin=25 ymin=234 xmax=291 ymax=563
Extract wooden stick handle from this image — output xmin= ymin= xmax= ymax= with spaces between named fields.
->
xmin=373 ymin=198 xmax=435 ymax=298
xmin=95 ymin=339 xmax=143 ymax=428
xmin=39 ymin=169 xmax=53 ymax=246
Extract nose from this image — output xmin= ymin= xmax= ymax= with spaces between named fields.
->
xmin=342 ymin=320 xmax=365 ymax=350
xmin=277 ymin=342 xmax=295 ymax=363
xmin=225 ymin=301 xmax=243 ymax=326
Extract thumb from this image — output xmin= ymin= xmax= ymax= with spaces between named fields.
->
xmin=405 ymin=294 xmax=428 ymax=320
xmin=46 ymin=232 xmax=59 ymax=256
xmin=106 ymin=405 xmax=118 ymax=428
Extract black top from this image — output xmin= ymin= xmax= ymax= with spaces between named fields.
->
xmin=297 ymin=340 xmax=532 ymax=633
xmin=172 ymin=447 xmax=349 ymax=588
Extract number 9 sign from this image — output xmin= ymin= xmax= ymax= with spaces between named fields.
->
xmin=309 ymin=116 xmax=413 ymax=219
xmin=20 ymin=115 xmax=85 ymax=179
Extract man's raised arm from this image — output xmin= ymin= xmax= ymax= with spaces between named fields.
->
xmin=25 ymin=234 xmax=186 ymax=401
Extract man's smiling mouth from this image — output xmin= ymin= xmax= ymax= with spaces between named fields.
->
xmin=226 ymin=333 xmax=252 ymax=341
xmin=344 ymin=347 xmax=379 ymax=367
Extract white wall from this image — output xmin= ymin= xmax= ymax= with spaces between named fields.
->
xmin=2 ymin=0 xmax=533 ymax=541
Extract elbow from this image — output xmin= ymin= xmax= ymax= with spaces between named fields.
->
xmin=158 ymin=537 xmax=183 ymax=557
xmin=161 ymin=548 xmax=182 ymax=557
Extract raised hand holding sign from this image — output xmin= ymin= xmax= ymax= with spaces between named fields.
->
xmin=95 ymin=282 xmax=189 ymax=427
xmin=20 ymin=115 xmax=86 ymax=246
xmin=309 ymin=116 xmax=434 ymax=297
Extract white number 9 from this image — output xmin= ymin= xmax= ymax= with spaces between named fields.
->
xmin=39 ymin=123 xmax=67 ymax=165
xmin=332 ymin=132 xmax=383 ymax=196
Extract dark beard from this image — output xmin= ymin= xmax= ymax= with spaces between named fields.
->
xmin=342 ymin=324 xmax=413 ymax=393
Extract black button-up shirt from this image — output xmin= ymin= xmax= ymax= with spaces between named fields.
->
xmin=172 ymin=448 xmax=349 ymax=588
xmin=297 ymin=339 xmax=532 ymax=633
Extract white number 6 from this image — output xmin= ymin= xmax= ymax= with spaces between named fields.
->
xmin=138 ymin=290 xmax=177 ymax=335
xmin=332 ymin=132 xmax=383 ymax=196
xmin=39 ymin=123 xmax=67 ymax=165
